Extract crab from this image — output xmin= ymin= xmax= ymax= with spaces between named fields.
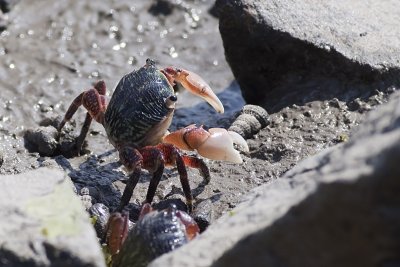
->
xmin=58 ymin=59 xmax=248 ymax=212
xmin=104 ymin=203 xmax=199 ymax=263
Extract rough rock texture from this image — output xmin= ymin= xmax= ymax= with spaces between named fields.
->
xmin=150 ymin=92 xmax=400 ymax=267
xmin=217 ymin=0 xmax=400 ymax=109
xmin=0 ymin=168 xmax=106 ymax=267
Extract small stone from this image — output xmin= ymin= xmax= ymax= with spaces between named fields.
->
xmin=89 ymin=203 xmax=110 ymax=239
xmin=24 ymin=126 xmax=59 ymax=156
xmin=192 ymin=199 xmax=214 ymax=232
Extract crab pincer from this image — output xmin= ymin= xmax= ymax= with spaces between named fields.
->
xmin=162 ymin=67 xmax=224 ymax=113
xmin=163 ymin=125 xmax=249 ymax=163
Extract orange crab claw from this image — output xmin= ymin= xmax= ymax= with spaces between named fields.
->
xmin=104 ymin=211 xmax=129 ymax=256
xmin=163 ymin=67 xmax=224 ymax=113
xmin=163 ymin=125 xmax=248 ymax=163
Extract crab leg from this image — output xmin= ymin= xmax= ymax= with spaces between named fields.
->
xmin=145 ymin=143 xmax=194 ymax=212
xmin=181 ymin=155 xmax=211 ymax=184
xmin=162 ymin=67 xmax=224 ymax=113
xmin=118 ymin=146 xmax=143 ymax=211
xmin=58 ymin=81 xmax=107 ymax=154
xmin=118 ymin=143 xmax=201 ymax=212
xmin=163 ymin=125 xmax=249 ymax=163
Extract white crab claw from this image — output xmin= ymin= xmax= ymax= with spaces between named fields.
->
xmin=197 ymin=128 xmax=243 ymax=163
xmin=227 ymin=130 xmax=249 ymax=153
xmin=163 ymin=125 xmax=246 ymax=163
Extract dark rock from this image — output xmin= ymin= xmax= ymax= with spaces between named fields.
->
xmin=24 ymin=126 xmax=59 ymax=156
xmin=0 ymin=0 xmax=19 ymax=13
xmin=148 ymin=0 xmax=174 ymax=16
xmin=150 ymin=91 xmax=400 ymax=266
xmin=39 ymin=116 xmax=63 ymax=129
xmin=192 ymin=199 xmax=213 ymax=232
xmin=217 ymin=0 xmax=400 ymax=109
xmin=24 ymin=119 xmax=89 ymax=158
xmin=89 ymin=203 xmax=110 ymax=240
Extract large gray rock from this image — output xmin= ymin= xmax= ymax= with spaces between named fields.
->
xmin=0 ymin=168 xmax=106 ymax=267
xmin=150 ymin=92 xmax=400 ymax=266
xmin=217 ymin=0 xmax=400 ymax=108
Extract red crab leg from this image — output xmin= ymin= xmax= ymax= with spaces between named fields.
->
xmin=74 ymin=112 xmax=92 ymax=154
xmin=58 ymin=81 xmax=107 ymax=154
xmin=118 ymin=146 xmax=143 ymax=211
xmin=118 ymin=144 xmax=210 ymax=212
xmin=181 ymin=155 xmax=211 ymax=184
xmin=140 ymin=147 xmax=165 ymax=207
xmin=152 ymin=143 xmax=193 ymax=211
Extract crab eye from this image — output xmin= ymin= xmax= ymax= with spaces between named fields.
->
xmin=175 ymin=68 xmax=182 ymax=73
xmin=165 ymin=95 xmax=177 ymax=109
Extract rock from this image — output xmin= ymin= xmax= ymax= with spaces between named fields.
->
xmin=0 ymin=168 xmax=106 ymax=267
xmin=192 ymin=199 xmax=214 ymax=233
xmin=24 ymin=126 xmax=59 ymax=157
xmin=217 ymin=0 xmax=400 ymax=109
xmin=80 ymin=187 xmax=94 ymax=211
xmin=0 ymin=151 xmax=3 ymax=167
xmin=150 ymin=92 xmax=400 ymax=266
xmin=0 ymin=0 xmax=19 ymax=13
xmin=23 ymin=122 xmax=88 ymax=158
xmin=89 ymin=203 xmax=110 ymax=240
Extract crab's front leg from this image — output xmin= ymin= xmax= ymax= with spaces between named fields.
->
xmin=118 ymin=143 xmax=207 ymax=212
xmin=163 ymin=125 xmax=249 ymax=163
xmin=57 ymin=81 xmax=107 ymax=154
xmin=161 ymin=67 xmax=224 ymax=113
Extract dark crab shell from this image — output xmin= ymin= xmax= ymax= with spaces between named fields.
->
xmin=104 ymin=59 xmax=175 ymax=148
xmin=114 ymin=205 xmax=193 ymax=267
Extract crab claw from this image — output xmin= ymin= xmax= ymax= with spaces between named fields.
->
xmin=163 ymin=67 xmax=224 ymax=113
xmin=163 ymin=125 xmax=248 ymax=163
xmin=104 ymin=211 xmax=130 ymax=256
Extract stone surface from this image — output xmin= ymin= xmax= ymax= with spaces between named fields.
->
xmin=0 ymin=168 xmax=106 ymax=267
xmin=150 ymin=92 xmax=400 ymax=267
xmin=217 ymin=0 xmax=400 ymax=108
xmin=24 ymin=126 xmax=59 ymax=157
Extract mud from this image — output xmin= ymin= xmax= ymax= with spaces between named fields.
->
xmin=0 ymin=0 xmax=396 ymax=226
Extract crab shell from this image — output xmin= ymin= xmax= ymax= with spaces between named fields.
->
xmin=104 ymin=61 xmax=176 ymax=149
xmin=103 ymin=59 xmax=224 ymax=150
xmin=112 ymin=203 xmax=199 ymax=267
